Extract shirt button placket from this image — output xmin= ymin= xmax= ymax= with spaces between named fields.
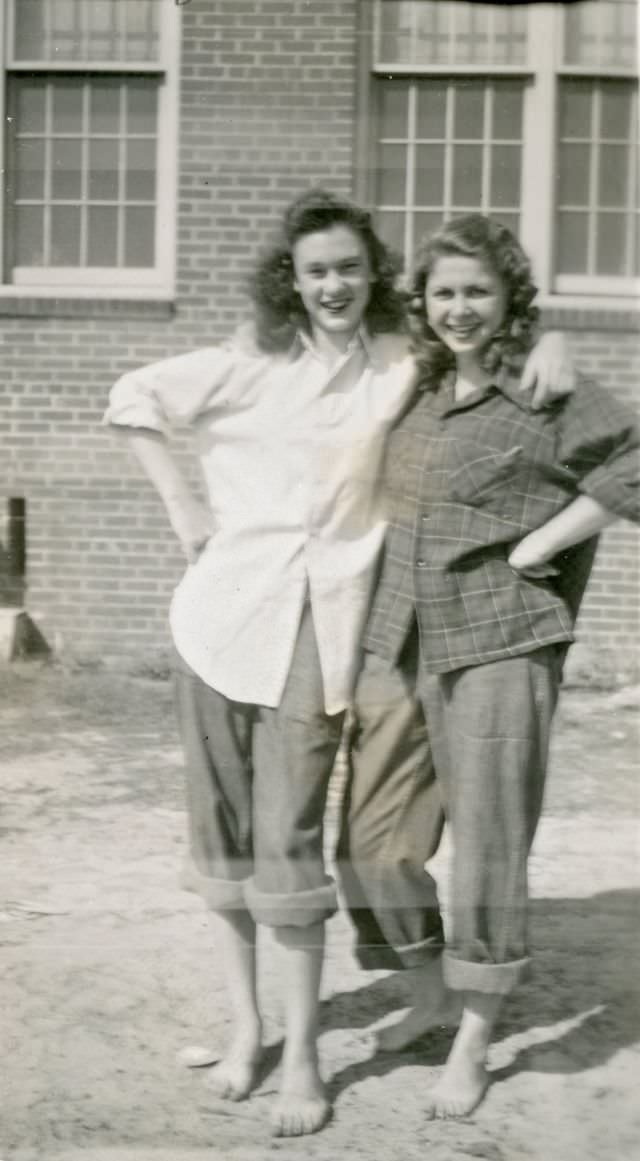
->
xmin=416 ymin=512 xmax=429 ymax=569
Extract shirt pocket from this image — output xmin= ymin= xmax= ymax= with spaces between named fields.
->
xmin=448 ymin=441 xmax=528 ymax=523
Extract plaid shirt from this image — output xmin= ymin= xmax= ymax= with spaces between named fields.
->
xmin=364 ymin=370 xmax=639 ymax=673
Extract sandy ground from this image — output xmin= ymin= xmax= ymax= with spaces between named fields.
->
xmin=1 ymin=661 xmax=639 ymax=1161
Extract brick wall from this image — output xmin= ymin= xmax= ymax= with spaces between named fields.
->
xmin=1 ymin=0 xmax=638 ymax=679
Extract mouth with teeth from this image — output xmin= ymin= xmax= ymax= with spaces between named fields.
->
xmin=321 ymin=299 xmax=352 ymax=315
xmin=447 ymin=323 xmax=479 ymax=337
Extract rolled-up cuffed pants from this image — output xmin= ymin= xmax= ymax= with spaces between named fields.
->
xmin=173 ymin=602 xmax=344 ymax=929
xmin=420 ymin=646 xmax=560 ymax=995
xmin=336 ymin=627 xmax=446 ymax=970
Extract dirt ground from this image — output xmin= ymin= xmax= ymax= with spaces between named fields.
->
xmin=1 ymin=660 xmax=639 ymax=1161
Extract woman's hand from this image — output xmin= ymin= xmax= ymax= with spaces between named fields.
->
xmin=165 ymin=493 xmax=215 ymax=564
xmin=520 ymin=331 xmax=576 ymax=410
xmin=508 ymin=531 xmax=559 ymax=579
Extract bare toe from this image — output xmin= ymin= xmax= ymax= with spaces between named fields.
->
xmin=271 ymin=1094 xmax=332 ymax=1137
xmin=425 ymin=1068 xmax=489 ymax=1119
xmin=205 ymin=1045 xmax=264 ymax=1102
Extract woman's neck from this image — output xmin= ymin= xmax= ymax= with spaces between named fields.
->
xmin=453 ymin=353 xmax=492 ymax=401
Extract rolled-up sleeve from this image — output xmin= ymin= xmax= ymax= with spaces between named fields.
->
xmin=557 ymin=376 xmax=640 ymax=523
xmin=104 ymin=343 xmax=240 ymax=435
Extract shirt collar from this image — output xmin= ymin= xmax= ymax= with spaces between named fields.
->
xmin=438 ymin=360 xmax=534 ymax=414
xmin=292 ymin=326 xmax=382 ymax=369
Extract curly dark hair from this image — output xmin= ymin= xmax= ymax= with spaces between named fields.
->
xmin=249 ymin=188 xmax=407 ymax=352
xmin=408 ymin=214 xmax=539 ymax=388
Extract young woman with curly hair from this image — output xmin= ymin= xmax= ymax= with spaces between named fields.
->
xmin=105 ymin=191 xmax=571 ymax=1138
xmin=340 ymin=213 xmax=639 ymax=1118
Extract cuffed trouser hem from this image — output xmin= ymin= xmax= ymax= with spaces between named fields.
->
xmin=444 ymin=952 xmax=530 ymax=995
xmin=179 ymin=858 xmax=248 ymax=910
xmin=245 ymin=876 xmax=337 ymax=928
xmin=396 ymin=935 xmax=445 ymax=970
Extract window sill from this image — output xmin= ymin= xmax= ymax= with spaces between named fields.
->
xmin=538 ymin=297 xmax=639 ymax=333
xmin=0 ymin=295 xmax=176 ymax=321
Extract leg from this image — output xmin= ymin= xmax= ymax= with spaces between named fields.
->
xmin=270 ymin=921 xmax=329 ymax=1136
xmin=173 ymin=656 xmax=264 ymax=1099
xmin=205 ymin=909 xmax=263 ymax=1100
xmin=420 ymin=649 xmax=559 ymax=1116
xmin=336 ymin=635 xmax=449 ymax=1049
xmin=337 ymin=635 xmax=445 ymax=970
xmin=246 ymin=604 xmax=343 ymax=1136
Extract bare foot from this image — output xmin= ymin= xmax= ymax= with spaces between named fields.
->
xmin=376 ymin=991 xmax=461 ymax=1052
xmin=205 ymin=1026 xmax=264 ymax=1102
xmin=270 ymin=1060 xmax=332 ymax=1137
xmin=425 ymin=1050 xmax=490 ymax=1118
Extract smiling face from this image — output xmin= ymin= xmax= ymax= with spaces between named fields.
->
xmin=292 ymin=223 xmax=372 ymax=352
xmin=424 ymin=253 xmax=507 ymax=366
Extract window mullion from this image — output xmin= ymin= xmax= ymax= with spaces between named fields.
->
xmin=43 ymin=83 xmax=53 ymax=264
xmin=443 ymin=83 xmax=454 ymax=218
xmin=80 ymin=82 xmax=89 ymax=266
xmin=405 ymin=83 xmax=417 ymax=264
xmin=482 ymin=83 xmax=492 ymax=213
xmin=519 ymin=3 xmax=557 ymax=295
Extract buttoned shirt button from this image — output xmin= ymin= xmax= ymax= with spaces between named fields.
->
xmin=421 ymin=514 xmax=429 ymax=523
xmin=416 ymin=559 xmax=427 ymax=568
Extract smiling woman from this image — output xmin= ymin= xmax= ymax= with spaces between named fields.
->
xmin=292 ymin=224 xmax=373 ymax=358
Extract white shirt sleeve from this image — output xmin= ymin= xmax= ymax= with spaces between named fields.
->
xmin=104 ymin=339 xmax=247 ymax=434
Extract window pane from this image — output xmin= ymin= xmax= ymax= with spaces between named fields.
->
xmin=52 ymin=82 xmax=83 ymax=133
xmin=374 ymin=210 xmax=405 ymax=255
xmin=492 ymin=212 xmax=519 ymax=238
xmin=89 ymin=140 xmax=120 ymax=200
xmin=90 ymin=82 xmax=121 ymax=134
xmin=454 ymin=85 xmax=484 ymax=140
xmin=493 ymin=84 xmax=523 ymax=141
xmin=415 ymin=145 xmax=445 ymax=205
xmin=51 ymin=205 xmax=82 ymax=264
xmin=379 ymin=83 xmax=410 ymax=139
xmin=601 ymin=84 xmax=633 ymax=139
xmin=377 ymin=0 xmax=526 ymax=66
xmin=559 ymin=81 xmax=593 ymax=139
xmin=378 ymin=0 xmax=415 ymax=62
xmin=14 ymin=139 xmax=46 ymax=199
xmin=490 ymin=145 xmax=521 ymax=208
xmin=557 ymin=144 xmax=591 ymax=206
xmin=124 ymin=207 xmax=155 ymax=266
xmin=125 ymin=139 xmax=156 ymax=201
xmin=452 ymin=145 xmax=483 ymax=206
xmin=10 ymin=75 xmax=159 ymax=271
xmin=15 ymin=81 xmax=46 ymax=133
xmin=15 ymin=205 xmax=44 ymax=265
xmin=416 ymin=82 xmax=447 ymax=139
xmin=13 ymin=0 xmax=161 ymax=63
xmin=413 ymin=212 xmax=443 ymax=248
xmin=373 ymin=78 xmax=525 ymax=266
xmin=377 ymin=144 xmax=407 ymax=205
xmin=555 ymin=79 xmax=637 ymax=281
xmin=564 ymin=0 xmax=637 ymax=69
xmin=125 ymin=80 xmax=158 ymax=135
xmin=596 ymin=214 xmax=627 ymax=275
xmin=599 ymin=145 xmax=630 ymax=208
xmin=87 ymin=206 xmax=119 ymax=265
xmin=557 ymin=212 xmax=589 ymax=274
xmin=51 ymin=139 xmax=83 ymax=199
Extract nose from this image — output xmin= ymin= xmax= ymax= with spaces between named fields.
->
xmin=323 ymin=268 xmax=346 ymax=294
xmin=450 ymin=292 xmax=472 ymax=318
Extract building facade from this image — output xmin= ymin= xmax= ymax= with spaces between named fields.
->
xmin=1 ymin=0 xmax=638 ymax=676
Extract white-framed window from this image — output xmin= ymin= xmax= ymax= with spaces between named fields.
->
xmin=0 ymin=0 xmax=180 ymax=297
xmin=365 ymin=0 xmax=638 ymax=302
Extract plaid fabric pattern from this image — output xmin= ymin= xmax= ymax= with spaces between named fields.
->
xmin=364 ymin=372 xmax=639 ymax=673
